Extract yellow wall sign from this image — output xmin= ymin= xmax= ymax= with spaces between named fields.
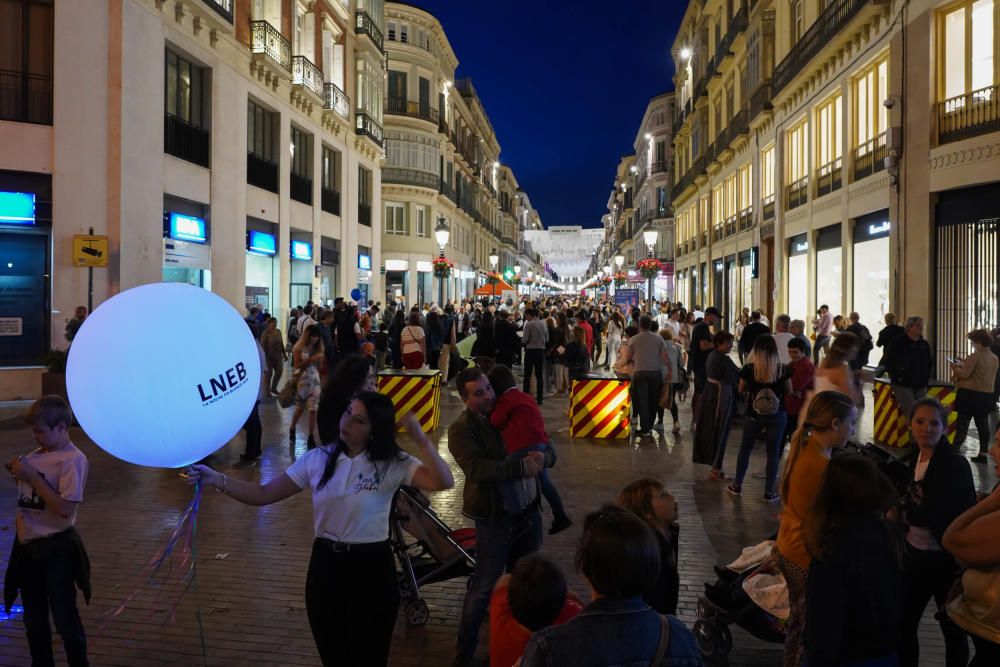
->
xmin=73 ymin=235 xmax=109 ymax=267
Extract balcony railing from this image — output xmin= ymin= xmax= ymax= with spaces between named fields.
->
xmin=323 ymin=82 xmax=350 ymax=119
xmin=383 ymin=167 xmax=438 ymax=189
xmin=673 ymin=98 xmax=693 ymax=135
xmin=675 ymin=155 xmax=707 ymax=196
xmin=439 ymin=179 xmax=457 ymax=203
xmin=250 ymin=21 xmax=292 ymax=73
xmin=290 ymin=173 xmax=312 ymax=205
xmin=385 ymin=98 xmax=440 ymax=124
xmin=738 ymin=206 xmax=754 ymax=231
xmin=773 ymin=0 xmax=868 ymax=94
xmin=786 ymin=176 xmax=809 ymax=210
xmin=938 ymin=84 xmax=1000 ymax=144
xmin=853 ymin=131 xmax=887 ymax=181
xmin=202 ymin=0 xmax=233 ymax=22
xmin=247 ymin=152 xmax=279 ymax=193
xmin=321 ymin=187 xmax=340 ymax=215
xmin=0 ymin=69 xmax=52 ymax=125
xmin=749 ymin=82 xmax=773 ymax=120
xmin=815 ymin=158 xmax=843 ymax=197
xmin=725 ymin=215 xmax=738 ymax=237
xmin=164 ymin=113 xmax=209 ymax=167
xmin=292 ymin=56 xmax=324 ymax=99
xmin=358 ymin=203 xmax=372 ymax=227
xmin=355 ymin=11 xmax=384 ymax=51
xmin=355 ymin=111 xmax=384 ymax=146
xmin=651 ymin=160 xmax=668 ymax=174
xmin=762 ymin=194 xmax=775 ymax=221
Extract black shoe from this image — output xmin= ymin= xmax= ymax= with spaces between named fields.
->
xmin=307 ymin=436 xmax=317 ymax=450
xmin=549 ymin=516 xmax=573 ymax=535
xmin=971 ymin=453 xmax=989 ymax=463
xmin=288 ymin=427 xmax=295 ymax=443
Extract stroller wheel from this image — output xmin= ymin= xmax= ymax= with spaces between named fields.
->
xmin=404 ymin=599 xmax=430 ymax=627
xmin=397 ymin=572 xmax=415 ymax=598
xmin=693 ymin=619 xmax=733 ymax=659
xmin=697 ymin=596 xmax=716 ymax=620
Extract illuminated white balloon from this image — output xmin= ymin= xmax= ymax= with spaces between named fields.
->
xmin=67 ymin=283 xmax=261 ymax=468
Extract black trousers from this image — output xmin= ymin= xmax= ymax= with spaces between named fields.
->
xmin=19 ymin=535 xmax=88 ymax=667
xmin=523 ymin=349 xmax=545 ymax=403
xmin=305 ymin=539 xmax=399 ymax=666
xmin=632 ymin=371 xmax=663 ymax=433
xmin=242 ymin=400 xmax=262 ymax=459
xmin=900 ymin=545 xmax=968 ymax=667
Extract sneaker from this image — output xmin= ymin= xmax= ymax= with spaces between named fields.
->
xmin=709 ymin=468 xmax=727 ymax=481
xmin=763 ymin=492 xmax=780 ymax=503
xmin=971 ymin=453 xmax=989 ymax=464
xmin=726 ymin=484 xmax=742 ymax=497
xmin=549 ymin=516 xmax=573 ymax=535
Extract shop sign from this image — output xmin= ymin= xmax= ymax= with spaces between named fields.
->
xmin=750 ymin=246 xmax=759 ymax=279
xmin=168 ymin=212 xmax=207 ymax=243
xmin=164 ymin=238 xmax=210 ymax=270
xmin=0 ymin=192 xmax=35 ymax=225
xmin=358 ymin=253 xmax=372 ymax=270
xmin=416 ymin=261 xmax=433 ymax=272
xmin=291 ymin=240 xmax=312 ymax=261
xmin=247 ymin=231 xmax=276 ymax=256
xmin=0 ymin=317 xmax=22 ymax=336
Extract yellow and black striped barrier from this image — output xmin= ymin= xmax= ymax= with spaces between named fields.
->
xmin=570 ymin=376 xmax=632 ymax=439
xmin=873 ymin=379 xmax=956 ymax=447
xmin=378 ymin=369 xmax=442 ymax=433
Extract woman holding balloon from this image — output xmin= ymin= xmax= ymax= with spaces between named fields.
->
xmin=186 ymin=390 xmax=453 ymax=666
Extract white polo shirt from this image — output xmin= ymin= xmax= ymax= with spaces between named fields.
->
xmin=285 ymin=445 xmax=420 ymax=543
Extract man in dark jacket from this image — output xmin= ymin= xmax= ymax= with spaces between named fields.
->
xmin=876 ymin=312 xmax=906 ymax=371
xmin=449 ymin=367 xmax=549 ymax=666
xmin=884 ymin=316 xmax=934 ymax=418
xmin=738 ymin=311 xmax=770 ymax=361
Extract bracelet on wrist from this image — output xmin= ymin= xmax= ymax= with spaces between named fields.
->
xmin=214 ymin=473 xmax=229 ymax=494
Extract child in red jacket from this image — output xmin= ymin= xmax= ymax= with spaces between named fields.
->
xmin=487 ymin=365 xmax=572 ymax=535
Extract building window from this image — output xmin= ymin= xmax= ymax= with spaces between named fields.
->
xmin=247 ymin=100 xmax=276 ymax=162
xmin=0 ymin=0 xmax=54 ymax=125
xmin=384 ymin=203 xmax=406 ymax=235
xmin=399 ymin=23 xmax=408 ymax=43
xmin=786 ymin=121 xmax=808 ymax=183
xmin=387 ymin=21 xmax=396 ymax=41
xmin=941 ymin=0 xmax=996 ymax=101
xmin=358 ymin=165 xmax=373 ymax=226
xmin=165 ymin=50 xmax=205 ymax=127
xmin=790 ymin=0 xmax=804 ymax=44
xmin=321 ymin=145 xmax=340 ymax=193
xmin=290 ymin=127 xmax=311 ymax=178
xmin=416 ymin=207 xmax=428 ymax=237
xmin=855 ymin=57 xmax=889 ymax=146
xmin=815 ymin=95 xmax=843 ymax=168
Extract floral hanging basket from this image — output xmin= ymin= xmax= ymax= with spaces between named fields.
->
xmin=432 ymin=257 xmax=454 ymax=279
xmin=511 ymin=275 xmax=522 ymax=286
xmin=600 ymin=276 xmax=613 ymax=286
xmin=613 ymin=271 xmax=629 ymax=287
xmin=485 ymin=271 xmax=502 ymax=285
xmin=637 ymin=258 xmax=664 ymax=279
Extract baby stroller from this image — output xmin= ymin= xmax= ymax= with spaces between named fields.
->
xmin=694 ymin=542 xmax=787 ymax=660
xmin=390 ymin=485 xmax=476 ymax=626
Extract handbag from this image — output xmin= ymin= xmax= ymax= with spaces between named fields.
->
xmin=277 ymin=370 xmax=300 ymax=408
xmin=658 ymin=382 xmax=673 ymax=410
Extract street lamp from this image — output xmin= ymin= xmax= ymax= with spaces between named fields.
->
xmin=643 ymin=229 xmax=659 ymax=310
xmin=604 ymin=264 xmax=612 ymax=301
xmin=514 ymin=265 xmax=521 ymax=297
xmin=527 ymin=270 xmax=534 ymax=300
xmin=489 ymin=248 xmax=499 ymax=302
xmin=434 ymin=217 xmax=450 ymax=306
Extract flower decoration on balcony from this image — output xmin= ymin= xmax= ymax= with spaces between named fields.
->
xmin=485 ymin=271 xmax=502 ymax=285
xmin=613 ymin=271 xmax=629 ymax=287
xmin=637 ymin=258 xmax=664 ymax=279
xmin=600 ymin=276 xmax=613 ymax=287
xmin=432 ymin=257 xmax=454 ymax=279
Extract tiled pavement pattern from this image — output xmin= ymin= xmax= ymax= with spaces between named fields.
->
xmin=0 ymin=373 xmax=995 ymax=666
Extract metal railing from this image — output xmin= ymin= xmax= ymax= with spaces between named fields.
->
xmin=749 ymin=81 xmax=773 ymax=120
xmin=355 ymin=12 xmax=384 ymax=51
xmin=290 ymin=173 xmax=312 ymax=205
xmin=675 ymin=155 xmax=707 ymax=196
xmin=815 ymin=157 xmax=843 ymax=197
xmin=382 ymin=167 xmax=438 ymax=189
xmin=292 ymin=56 xmax=324 ymax=98
xmin=762 ymin=194 xmax=775 ymax=221
xmin=773 ymin=0 xmax=868 ymax=94
xmin=673 ymin=98 xmax=693 ymax=135
xmin=164 ymin=113 xmax=209 ymax=167
xmin=0 ymin=69 xmax=52 ymax=125
xmin=439 ymin=179 xmax=456 ymax=203
xmin=651 ymin=160 xmax=668 ymax=174
xmin=786 ymin=176 xmax=809 ymax=210
xmin=321 ymin=187 xmax=340 ymax=215
xmin=725 ymin=214 xmax=737 ymax=237
xmin=853 ymin=131 xmax=887 ymax=181
xmin=250 ymin=21 xmax=291 ymax=73
xmin=247 ymin=152 xmax=279 ymax=193
xmin=358 ymin=203 xmax=372 ymax=227
xmin=384 ymin=98 xmax=439 ymax=124
xmin=355 ymin=111 xmax=384 ymax=146
xmin=938 ymin=83 xmax=1000 ymax=144
xmin=323 ymin=82 xmax=350 ymax=119
xmin=739 ymin=206 xmax=754 ymax=231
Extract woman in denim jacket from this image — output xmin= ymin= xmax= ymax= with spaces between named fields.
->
xmin=520 ymin=505 xmax=703 ymax=666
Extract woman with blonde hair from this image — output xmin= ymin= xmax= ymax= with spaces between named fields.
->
xmin=728 ymin=334 xmax=792 ymax=500
xmin=774 ymin=390 xmax=859 ymax=667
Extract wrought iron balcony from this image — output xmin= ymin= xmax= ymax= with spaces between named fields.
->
xmin=773 ymin=0 xmax=868 ymax=94
xmin=383 ymin=167 xmax=438 ymax=190
xmin=674 ymin=155 xmax=707 ymax=196
xmin=749 ymin=81 xmax=773 ymax=120
xmin=355 ymin=111 xmax=384 ymax=146
xmin=164 ymin=113 xmax=209 ymax=167
xmin=938 ymin=83 xmax=1000 ymax=144
xmin=321 ymin=187 xmax=340 ymax=216
xmin=292 ymin=56 xmax=324 ymax=99
xmin=323 ymin=82 xmax=350 ymax=119
xmin=815 ymin=158 xmax=843 ymax=197
xmin=439 ymin=179 xmax=456 ymax=203
xmin=713 ymin=224 xmax=724 ymax=242
xmin=0 ymin=69 xmax=52 ymax=125
xmin=384 ymin=98 xmax=440 ymax=124
xmin=250 ymin=21 xmax=291 ymax=74
xmin=725 ymin=215 xmax=737 ymax=237
xmin=651 ymin=160 xmax=668 ymax=174
xmin=762 ymin=194 xmax=775 ymax=221
xmin=786 ymin=176 xmax=809 ymax=210
xmin=738 ymin=206 xmax=754 ymax=231
xmin=673 ymin=98 xmax=693 ymax=135
xmin=853 ymin=131 xmax=887 ymax=181
xmin=355 ymin=12 xmax=384 ymax=51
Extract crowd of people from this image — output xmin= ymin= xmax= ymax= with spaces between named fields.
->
xmin=6 ymin=292 xmax=1000 ymax=667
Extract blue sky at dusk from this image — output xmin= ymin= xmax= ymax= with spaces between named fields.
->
xmin=406 ymin=1 xmax=685 ymax=229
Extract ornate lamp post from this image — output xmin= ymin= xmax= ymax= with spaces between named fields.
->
xmin=643 ymin=229 xmax=659 ymax=309
xmin=434 ymin=217 xmax=450 ymax=306
xmin=489 ymin=249 xmax=499 ymax=302
xmin=514 ymin=264 xmax=521 ymax=296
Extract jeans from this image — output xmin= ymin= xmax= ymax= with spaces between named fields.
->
xmin=632 ymin=371 xmax=663 ymax=434
xmin=900 ymin=545 xmax=968 ymax=667
xmin=19 ymin=534 xmax=89 ymax=667
xmin=242 ymin=400 xmax=262 ymax=459
xmin=523 ymin=349 xmax=545 ymax=403
xmin=456 ymin=510 xmax=542 ymax=657
xmin=734 ymin=412 xmax=788 ymax=495
xmin=305 ymin=540 xmax=398 ymax=666
xmin=500 ymin=444 xmax=568 ymax=521
xmin=892 ymin=385 xmax=927 ymax=422
xmin=813 ymin=335 xmax=831 ymax=364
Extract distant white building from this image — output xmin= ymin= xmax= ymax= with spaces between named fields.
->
xmin=524 ymin=226 xmax=603 ymax=284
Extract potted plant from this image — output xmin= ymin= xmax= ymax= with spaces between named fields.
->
xmin=637 ymin=258 xmax=664 ymax=279
xmin=41 ymin=348 xmax=69 ymax=400
xmin=613 ymin=271 xmax=628 ymax=287
xmin=432 ymin=256 xmax=453 ymax=279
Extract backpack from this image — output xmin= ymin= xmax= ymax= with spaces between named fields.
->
xmin=751 ymin=386 xmax=782 ymax=416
